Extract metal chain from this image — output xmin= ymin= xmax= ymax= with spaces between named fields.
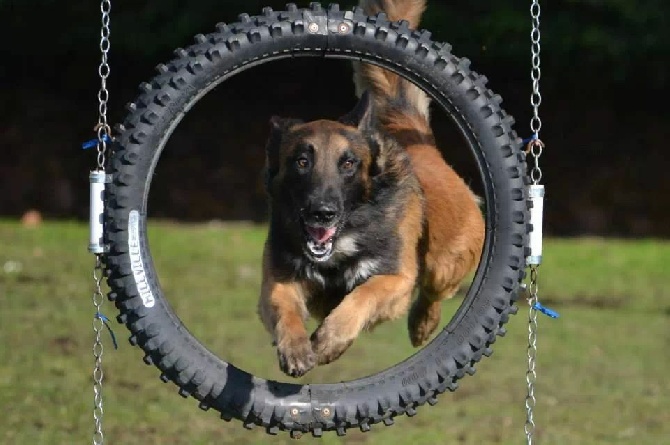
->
xmin=92 ymin=1 xmax=111 ymax=444
xmin=527 ymin=139 xmax=543 ymax=184
xmin=96 ymin=0 xmax=112 ymax=170
xmin=530 ymin=0 xmax=542 ymax=138
xmin=524 ymin=266 xmax=539 ymax=444
xmin=526 ymin=1 xmax=543 ymax=444
xmin=527 ymin=0 xmax=544 ymax=185
xmin=92 ymin=258 xmax=106 ymax=445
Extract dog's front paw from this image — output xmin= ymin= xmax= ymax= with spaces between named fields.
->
xmin=277 ymin=336 xmax=316 ymax=378
xmin=311 ymin=322 xmax=354 ymax=365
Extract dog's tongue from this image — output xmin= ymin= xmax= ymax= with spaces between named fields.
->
xmin=306 ymin=226 xmax=336 ymax=244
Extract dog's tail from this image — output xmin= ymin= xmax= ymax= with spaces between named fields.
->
xmin=353 ymin=0 xmax=432 ymax=141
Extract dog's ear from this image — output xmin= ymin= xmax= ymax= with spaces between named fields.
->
xmin=269 ymin=115 xmax=302 ymax=133
xmin=268 ymin=116 xmax=302 ymax=145
xmin=339 ymin=91 xmax=375 ymax=131
xmin=265 ymin=116 xmax=302 ymax=190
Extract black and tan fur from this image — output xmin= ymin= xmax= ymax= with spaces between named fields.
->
xmin=258 ymin=0 xmax=485 ymax=378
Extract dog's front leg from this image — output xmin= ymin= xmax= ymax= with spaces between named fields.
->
xmin=311 ymin=274 xmax=415 ymax=365
xmin=258 ymin=279 xmax=315 ymax=377
xmin=258 ymin=252 xmax=315 ymax=377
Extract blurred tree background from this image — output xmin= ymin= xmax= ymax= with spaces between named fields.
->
xmin=1 ymin=0 xmax=668 ymax=236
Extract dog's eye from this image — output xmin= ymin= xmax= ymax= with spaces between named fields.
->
xmin=296 ymin=157 xmax=309 ymax=169
xmin=342 ymin=159 xmax=356 ymax=170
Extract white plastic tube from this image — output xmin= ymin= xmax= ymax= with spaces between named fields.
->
xmin=527 ymin=184 xmax=544 ymax=265
xmin=89 ymin=170 xmax=108 ymax=253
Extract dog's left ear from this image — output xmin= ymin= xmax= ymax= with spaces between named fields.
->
xmin=339 ymin=90 xmax=375 ymax=131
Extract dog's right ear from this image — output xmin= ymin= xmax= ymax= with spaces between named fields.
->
xmin=265 ymin=116 xmax=302 ymax=189
xmin=339 ymin=90 xmax=375 ymax=131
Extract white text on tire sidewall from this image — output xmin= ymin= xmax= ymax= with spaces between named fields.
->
xmin=128 ymin=210 xmax=155 ymax=308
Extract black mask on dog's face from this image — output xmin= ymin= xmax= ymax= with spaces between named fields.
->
xmin=265 ymin=92 xmax=381 ymax=262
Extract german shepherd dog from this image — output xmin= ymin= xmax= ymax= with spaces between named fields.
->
xmin=258 ymin=0 xmax=485 ymax=377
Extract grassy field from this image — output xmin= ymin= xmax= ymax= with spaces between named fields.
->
xmin=0 ymin=220 xmax=668 ymax=444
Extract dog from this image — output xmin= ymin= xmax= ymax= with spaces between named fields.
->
xmin=258 ymin=0 xmax=485 ymax=378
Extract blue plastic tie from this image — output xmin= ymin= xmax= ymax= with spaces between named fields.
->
xmin=95 ymin=312 xmax=119 ymax=349
xmin=82 ymin=134 xmax=112 ymax=150
xmin=532 ymin=301 xmax=560 ymax=319
xmin=521 ymin=133 xmax=539 ymax=145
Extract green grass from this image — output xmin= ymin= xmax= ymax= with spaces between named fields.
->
xmin=0 ymin=220 xmax=668 ymax=444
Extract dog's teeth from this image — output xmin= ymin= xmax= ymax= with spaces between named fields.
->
xmin=306 ymin=239 xmax=334 ymax=261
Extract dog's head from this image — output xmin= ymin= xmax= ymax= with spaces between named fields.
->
xmin=265 ymin=92 xmax=384 ymax=262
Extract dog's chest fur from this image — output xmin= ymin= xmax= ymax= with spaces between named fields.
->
xmin=301 ymin=254 xmax=391 ymax=319
xmin=274 ymin=229 xmax=401 ymax=319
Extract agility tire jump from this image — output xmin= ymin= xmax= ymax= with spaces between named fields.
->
xmin=103 ymin=3 xmax=529 ymax=437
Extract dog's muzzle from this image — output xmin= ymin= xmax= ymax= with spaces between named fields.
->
xmin=302 ymin=203 xmax=340 ymax=261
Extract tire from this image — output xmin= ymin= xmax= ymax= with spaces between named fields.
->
xmin=103 ymin=3 xmax=528 ymax=437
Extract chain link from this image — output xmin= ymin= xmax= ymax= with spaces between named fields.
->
xmin=96 ymin=0 xmax=112 ymax=170
xmin=526 ymin=139 xmax=544 ymax=184
xmin=92 ymin=257 xmax=106 ymax=445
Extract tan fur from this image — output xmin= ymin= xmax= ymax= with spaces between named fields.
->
xmin=353 ymin=0 xmax=431 ymax=119
xmin=356 ymin=0 xmax=486 ymax=346
xmin=406 ymin=142 xmax=485 ymax=346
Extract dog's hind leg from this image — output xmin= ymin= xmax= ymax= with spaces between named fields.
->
xmin=404 ymin=143 xmax=485 ymax=347
xmin=408 ymin=237 xmax=482 ymax=347
xmin=407 ymin=277 xmax=460 ymax=348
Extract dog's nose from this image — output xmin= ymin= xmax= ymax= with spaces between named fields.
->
xmin=308 ymin=204 xmax=338 ymax=224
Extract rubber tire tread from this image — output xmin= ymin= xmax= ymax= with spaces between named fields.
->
xmin=103 ymin=3 xmax=528 ymax=437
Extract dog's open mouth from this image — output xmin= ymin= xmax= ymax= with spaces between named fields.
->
xmin=304 ymin=225 xmax=337 ymax=261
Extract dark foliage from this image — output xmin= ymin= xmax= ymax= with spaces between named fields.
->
xmin=0 ymin=1 xmax=668 ymax=236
